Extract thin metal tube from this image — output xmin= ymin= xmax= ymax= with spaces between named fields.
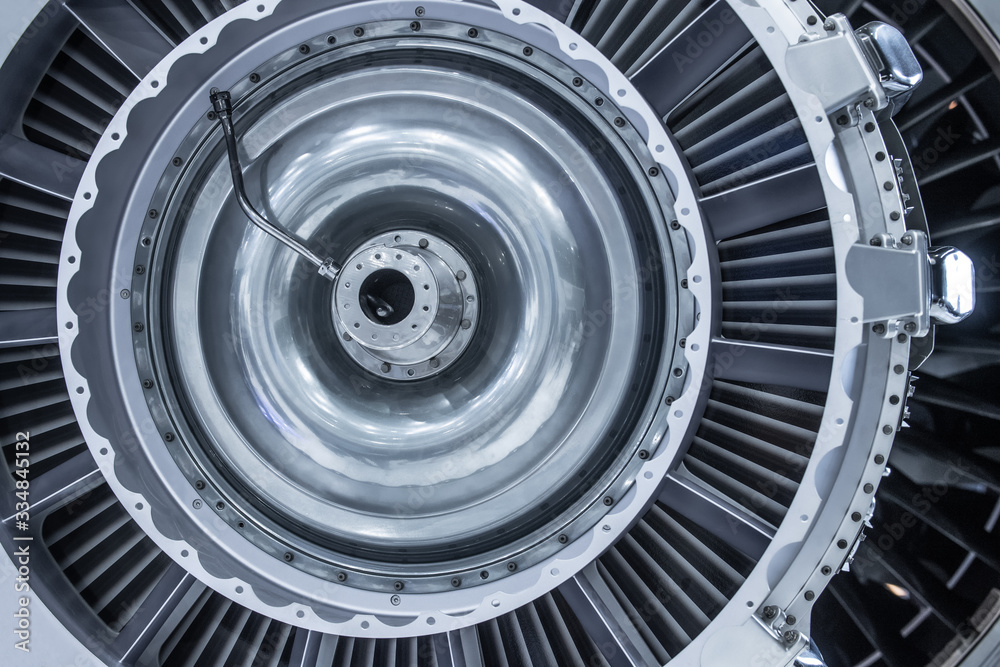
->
xmin=209 ymin=89 xmax=339 ymax=279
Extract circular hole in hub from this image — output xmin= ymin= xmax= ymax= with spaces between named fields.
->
xmin=359 ymin=269 xmax=415 ymax=325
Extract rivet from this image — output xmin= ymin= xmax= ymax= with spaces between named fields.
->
xmin=192 ymin=499 xmax=202 ymax=509
xmin=664 ymin=396 xmax=674 ymax=405
xmin=133 ymin=322 xmax=144 ymax=332
xmin=354 ymin=26 xmax=365 ymax=37
xmin=875 ymin=454 xmax=885 ymax=464
xmin=805 ymin=590 xmax=815 ymax=601
xmin=897 ymin=334 xmax=907 ymax=343
xmin=142 ymin=379 xmax=153 ymax=389
xmin=670 ymin=220 xmax=680 ymax=230
xmin=390 ymin=594 xmax=401 ymax=605
xmin=884 ymin=181 xmax=894 ymax=191
xmin=451 ymin=577 xmax=461 ymax=587
xmin=837 ymin=539 xmax=848 ymax=549
xmin=614 ymin=117 xmax=625 ymax=127
xmin=864 ymin=122 xmax=875 ymax=133
xmin=249 ymin=73 xmax=260 ymax=83
xmin=864 ymin=483 xmax=874 ymax=493
xmin=337 ymin=572 xmax=347 ymax=581
xmin=638 ymin=450 xmax=649 ymax=460
xmin=142 ymin=237 xmax=152 ymax=246
xmin=410 ymin=21 xmax=420 ymax=30
xmin=414 ymin=6 xmax=424 ymax=16
xmin=461 ymin=319 xmax=472 ymax=329
xmin=207 ymin=110 xmax=216 ymax=121
xmin=506 ymin=562 xmax=517 ymax=571
xmin=380 ymin=363 xmax=391 ymax=373
xmin=572 ymin=77 xmax=583 ymax=87
xmin=120 ymin=289 xmax=130 ymax=299
xmin=480 ymin=570 xmax=489 ymax=579
xmin=284 ymin=552 xmax=294 ymax=561
xmin=872 ymin=323 xmax=886 ymax=335
xmin=904 ymin=321 xmax=916 ymax=332
xmin=894 ymin=364 xmax=904 ymax=374
xmin=786 ymin=615 xmax=797 ymax=625
xmin=522 ymin=46 xmax=533 ymax=56
xmin=393 ymin=581 xmax=404 ymax=591
xmin=456 ymin=270 xmax=467 ymax=281
xmin=648 ymin=166 xmax=659 ymax=177
xmin=418 ymin=238 xmax=429 ymax=249
xmin=327 ymin=35 xmax=337 ymax=44
xmin=558 ymin=534 xmax=568 ymax=543
xmin=603 ymin=496 xmax=613 ymax=506
xmin=883 ymin=425 xmax=893 ymax=435
xmin=172 ymin=157 xmax=183 ymax=167
xmin=429 ymin=358 xmax=440 ymax=369
xmin=195 ymin=480 xmax=205 ymax=490
xmin=148 ymin=208 xmax=158 ymax=219
xmin=467 ymin=28 xmax=478 ymax=38
xmin=837 ymin=115 xmax=849 ymax=126
xmin=875 ymin=151 xmax=886 ymax=161
xmin=821 ymin=566 xmax=832 ymax=575
xmin=852 ymin=512 xmax=862 ymax=522
xmin=216 ymin=501 xmax=225 ymax=510
xmin=806 ymin=15 xmax=817 ymax=25
xmin=680 ymin=279 xmax=688 ymax=289
xmin=823 ymin=20 xmax=836 ymax=31
xmin=890 ymin=211 xmax=901 ymax=221
xmin=135 ymin=264 xmax=145 ymax=274
xmin=164 ymin=432 xmax=174 ymax=441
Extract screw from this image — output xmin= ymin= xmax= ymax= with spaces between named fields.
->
xmin=680 ymin=279 xmax=688 ymax=289
xmin=120 ymin=289 xmax=130 ymax=299
xmin=823 ymin=19 xmax=836 ymax=31
xmin=195 ymin=480 xmax=205 ymax=490
xmin=821 ymin=566 xmax=832 ymax=575
xmin=456 ymin=270 xmax=467 ymax=281
xmin=142 ymin=379 xmax=153 ymax=389
xmin=784 ymin=630 xmax=798 ymax=644
xmin=480 ymin=570 xmax=489 ymax=579
xmin=133 ymin=322 xmax=144 ymax=332
xmin=904 ymin=321 xmax=916 ymax=333
xmin=762 ymin=605 xmax=778 ymax=619
xmin=872 ymin=323 xmax=886 ymax=335
xmin=664 ymin=396 xmax=674 ymax=405
xmin=614 ymin=117 xmax=625 ymax=127
xmin=648 ymin=167 xmax=659 ymax=177
xmin=805 ymin=590 xmax=815 ymax=601
xmin=148 ymin=209 xmax=158 ymax=219
xmin=864 ymin=98 xmax=876 ymax=108
xmin=207 ymin=110 xmax=217 ymax=120
xmin=522 ymin=46 xmax=533 ymax=56
xmin=337 ymin=572 xmax=347 ymax=581
xmin=164 ymin=432 xmax=174 ymax=441
xmin=135 ymin=264 xmax=145 ymax=274
xmin=557 ymin=534 xmax=568 ymax=543
xmin=875 ymin=454 xmax=885 ymax=464
xmin=284 ymin=552 xmax=294 ymax=561
xmin=506 ymin=562 xmax=517 ymax=571
xmin=638 ymin=450 xmax=649 ymax=460
xmin=390 ymin=594 xmax=401 ymax=605
xmin=142 ymin=237 xmax=152 ymax=246
xmin=249 ymin=73 xmax=260 ymax=83
xmin=670 ymin=220 xmax=680 ymax=230
xmin=216 ymin=501 xmax=225 ymax=510
xmin=354 ymin=26 xmax=365 ymax=37
xmin=393 ymin=581 xmax=404 ymax=591
xmin=595 ymin=97 xmax=604 ymax=106
xmin=461 ymin=319 xmax=472 ymax=329
xmin=451 ymin=577 xmax=461 ymax=587
xmin=673 ymin=367 xmax=683 ymax=377
xmin=468 ymin=28 xmax=478 ymax=38
xmin=172 ymin=156 xmax=183 ymax=166
xmin=380 ymin=363 xmax=391 ymax=373
xmin=679 ymin=338 xmax=686 ymax=348
xmin=603 ymin=496 xmax=614 ymax=506
xmin=415 ymin=6 xmax=424 ymax=16
xmin=327 ymin=35 xmax=337 ymax=44
xmin=418 ymin=238 xmax=429 ymax=249
xmin=410 ymin=21 xmax=420 ymax=30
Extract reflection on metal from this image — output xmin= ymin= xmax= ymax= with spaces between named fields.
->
xmin=928 ymin=246 xmax=976 ymax=324
xmin=855 ymin=22 xmax=924 ymax=113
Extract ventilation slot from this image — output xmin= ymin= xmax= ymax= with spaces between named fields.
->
xmin=681 ymin=380 xmax=825 ymax=528
xmin=668 ymin=45 xmax=811 ymax=197
xmin=593 ymin=500 xmax=756 ymax=662
xmin=1 ymin=344 xmax=88 ymax=479
xmin=21 ymin=29 xmax=137 ymax=160
xmin=478 ymin=591 xmax=611 ymax=666
xmin=42 ymin=481 xmax=173 ymax=631
xmin=718 ymin=210 xmax=837 ymax=350
xmin=0 ymin=179 xmax=69 ymax=311
xmin=132 ymin=0 xmax=246 ymax=43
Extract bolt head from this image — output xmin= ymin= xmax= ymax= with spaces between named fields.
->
xmin=784 ymin=630 xmax=798 ymax=643
xmin=762 ymin=605 xmax=778 ymax=619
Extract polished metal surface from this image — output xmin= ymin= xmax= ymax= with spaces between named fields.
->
xmin=856 ymin=21 xmax=924 ymax=112
xmin=929 ymin=246 xmax=976 ymax=324
xmin=144 ymin=24 xmax=677 ymax=588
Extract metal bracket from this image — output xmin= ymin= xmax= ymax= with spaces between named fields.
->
xmin=784 ymin=14 xmax=886 ymax=117
xmin=846 ymin=230 xmax=931 ymax=337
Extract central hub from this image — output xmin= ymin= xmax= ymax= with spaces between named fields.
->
xmin=359 ymin=268 xmax=415 ymax=325
xmin=333 ymin=230 xmax=479 ymax=379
